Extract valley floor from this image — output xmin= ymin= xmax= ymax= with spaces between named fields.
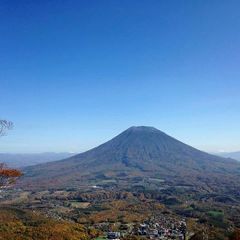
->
xmin=1 ymin=178 xmax=240 ymax=240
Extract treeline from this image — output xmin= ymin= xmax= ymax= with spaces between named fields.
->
xmin=0 ymin=207 xmax=100 ymax=240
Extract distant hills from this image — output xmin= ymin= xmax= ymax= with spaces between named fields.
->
xmin=21 ymin=126 xmax=240 ymax=190
xmin=0 ymin=152 xmax=74 ymax=168
xmin=217 ymin=151 xmax=240 ymax=161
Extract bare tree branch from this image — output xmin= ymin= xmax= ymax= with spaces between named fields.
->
xmin=0 ymin=120 xmax=13 ymax=137
xmin=0 ymin=120 xmax=22 ymax=188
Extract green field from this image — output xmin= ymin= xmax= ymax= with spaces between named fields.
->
xmin=208 ymin=210 xmax=224 ymax=218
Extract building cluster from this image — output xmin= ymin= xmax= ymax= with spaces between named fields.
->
xmin=105 ymin=217 xmax=187 ymax=240
xmin=135 ymin=219 xmax=187 ymax=239
xmin=107 ymin=232 xmax=121 ymax=240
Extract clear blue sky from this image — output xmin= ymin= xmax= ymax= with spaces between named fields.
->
xmin=1 ymin=0 xmax=240 ymax=153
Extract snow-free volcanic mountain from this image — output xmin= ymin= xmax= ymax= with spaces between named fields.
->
xmin=21 ymin=126 xmax=240 ymax=189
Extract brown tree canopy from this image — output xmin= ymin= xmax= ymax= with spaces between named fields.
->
xmin=0 ymin=163 xmax=22 ymax=188
xmin=229 ymin=229 xmax=240 ymax=240
xmin=189 ymin=231 xmax=208 ymax=240
xmin=0 ymin=120 xmax=22 ymax=188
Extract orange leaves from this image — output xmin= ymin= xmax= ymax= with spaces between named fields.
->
xmin=0 ymin=169 xmax=22 ymax=178
xmin=0 ymin=208 xmax=92 ymax=240
xmin=0 ymin=163 xmax=23 ymax=188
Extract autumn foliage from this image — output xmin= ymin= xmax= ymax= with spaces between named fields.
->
xmin=0 ymin=163 xmax=22 ymax=188
xmin=230 ymin=229 xmax=240 ymax=240
xmin=0 ymin=208 xmax=95 ymax=240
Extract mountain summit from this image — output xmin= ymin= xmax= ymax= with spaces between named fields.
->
xmin=21 ymin=126 xmax=240 ymax=189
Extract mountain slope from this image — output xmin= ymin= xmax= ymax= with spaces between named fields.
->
xmin=21 ymin=126 xmax=240 ymax=189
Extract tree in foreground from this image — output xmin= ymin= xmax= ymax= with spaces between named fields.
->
xmin=0 ymin=163 xmax=22 ymax=188
xmin=0 ymin=119 xmax=22 ymax=188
